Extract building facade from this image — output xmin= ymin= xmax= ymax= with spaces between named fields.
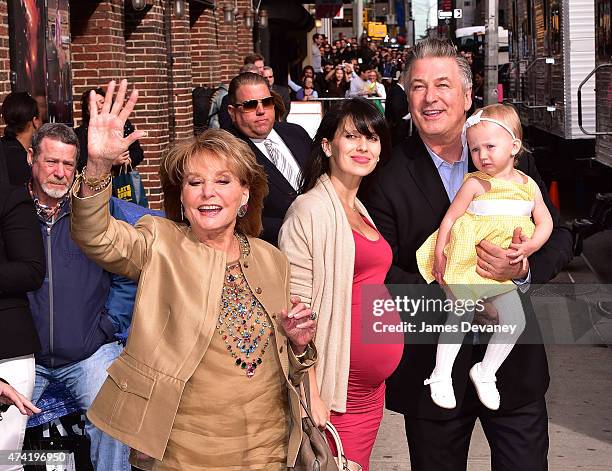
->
xmin=0 ymin=0 xmax=255 ymax=209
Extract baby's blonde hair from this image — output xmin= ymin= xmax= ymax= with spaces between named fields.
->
xmin=469 ymin=104 xmax=524 ymax=158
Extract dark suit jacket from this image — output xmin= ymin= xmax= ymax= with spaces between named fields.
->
xmin=0 ymin=136 xmax=31 ymax=186
xmin=0 ymin=185 xmax=44 ymax=360
xmin=219 ymin=95 xmax=233 ymax=131
xmin=0 ymin=140 xmax=9 ymax=185
xmin=384 ymin=83 xmax=409 ymax=147
xmin=363 ymin=134 xmax=573 ymax=419
xmin=230 ymin=122 xmax=312 ymax=245
xmin=272 ymin=84 xmax=292 ymax=121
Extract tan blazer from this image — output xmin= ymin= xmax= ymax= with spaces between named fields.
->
xmin=70 ymin=182 xmax=315 ymax=465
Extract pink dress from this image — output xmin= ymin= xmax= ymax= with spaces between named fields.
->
xmin=328 ymin=218 xmax=404 ymax=471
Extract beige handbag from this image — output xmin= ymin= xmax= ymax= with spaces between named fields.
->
xmin=326 ymin=421 xmax=363 ymax=471
xmin=293 ymin=377 xmax=363 ymax=471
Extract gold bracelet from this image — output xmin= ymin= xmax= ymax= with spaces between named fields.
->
xmin=82 ymin=166 xmax=112 ymax=192
xmin=294 ymin=346 xmax=309 ymax=359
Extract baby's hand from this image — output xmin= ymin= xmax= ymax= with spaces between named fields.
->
xmin=432 ymin=253 xmax=447 ymax=284
xmin=507 ymin=237 xmax=535 ymax=271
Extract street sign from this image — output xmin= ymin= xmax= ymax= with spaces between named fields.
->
xmin=454 ymin=9 xmax=463 ymax=19
xmin=438 ymin=10 xmax=452 ymax=19
xmin=368 ymin=22 xmax=388 ymax=38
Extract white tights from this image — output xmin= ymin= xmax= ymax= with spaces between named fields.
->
xmin=432 ymin=289 xmax=526 ymax=380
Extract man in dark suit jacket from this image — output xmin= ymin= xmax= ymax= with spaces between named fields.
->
xmin=227 ymin=72 xmax=312 ymax=245
xmin=363 ymin=39 xmax=573 ymax=471
xmin=263 ymin=66 xmax=292 ymax=121
xmin=384 ymin=74 xmax=410 ymax=146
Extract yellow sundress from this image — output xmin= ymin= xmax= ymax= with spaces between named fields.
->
xmin=416 ymin=170 xmax=536 ymax=300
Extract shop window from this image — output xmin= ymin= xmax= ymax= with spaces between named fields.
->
xmin=550 ymin=2 xmax=561 ymax=55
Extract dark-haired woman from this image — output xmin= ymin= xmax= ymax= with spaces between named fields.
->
xmin=278 ymin=99 xmax=403 ymax=470
xmin=288 ymin=76 xmax=319 ymax=101
xmin=324 ymin=65 xmax=350 ymax=98
xmin=75 ymin=88 xmax=144 ymax=172
xmin=0 ymin=92 xmax=40 ymax=185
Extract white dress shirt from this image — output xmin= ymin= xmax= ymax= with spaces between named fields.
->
xmin=251 ymin=128 xmax=302 ymax=191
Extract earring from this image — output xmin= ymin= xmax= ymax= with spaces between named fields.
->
xmin=180 ymin=203 xmax=184 ymax=221
xmin=376 ymin=157 xmax=380 ymax=162
xmin=237 ymin=204 xmax=248 ymax=218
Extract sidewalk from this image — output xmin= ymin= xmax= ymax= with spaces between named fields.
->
xmin=371 ymin=255 xmax=612 ymax=470
xmin=371 ymin=345 xmax=612 ymax=470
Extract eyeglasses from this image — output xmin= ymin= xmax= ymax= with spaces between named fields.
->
xmin=234 ymin=96 xmax=275 ymax=112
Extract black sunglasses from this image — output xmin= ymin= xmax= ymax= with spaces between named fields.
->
xmin=234 ymin=96 xmax=275 ymax=112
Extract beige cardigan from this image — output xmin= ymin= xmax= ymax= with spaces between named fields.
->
xmin=278 ymin=174 xmax=375 ymax=413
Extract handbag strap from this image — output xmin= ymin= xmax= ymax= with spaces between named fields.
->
xmin=298 ymin=376 xmax=347 ymax=464
xmin=298 ymin=375 xmax=318 ymax=427
xmin=119 ymin=162 xmax=133 ymax=175
xmin=325 ymin=422 xmax=345 ymax=462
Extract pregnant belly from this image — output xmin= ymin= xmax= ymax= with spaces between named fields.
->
xmin=349 ymin=302 xmax=403 ymax=390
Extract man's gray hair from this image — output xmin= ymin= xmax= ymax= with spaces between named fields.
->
xmin=31 ymin=123 xmax=79 ymax=162
xmin=403 ymin=38 xmax=472 ymax=91
xmin=239 ymin=63 xmax=260 ymax=74
xmin=262 ymin=66 xmax=273 ymax=73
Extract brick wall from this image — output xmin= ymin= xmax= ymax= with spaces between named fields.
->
xmin=124 ymin=1 xmax=171 ymax=208
xmin=191 ymin=0 xmax=256 ymax=86
xmin=70 ymin=0 xmax=255 ymax=209
xmin=190 ymin=7 xmax=219 ymax=87
xmin=70 ymin=0 xmax=126 ymax=125
xmin=0 ymin=1 xmax=10 ymax=101
xmin=0 ymin=0 xmax=254 ymax=209
xmin=169 ymin=4 xmax=194 ymax=142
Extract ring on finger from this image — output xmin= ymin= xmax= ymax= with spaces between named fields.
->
xmin=309 ymin=311 xmax=318 ymax=321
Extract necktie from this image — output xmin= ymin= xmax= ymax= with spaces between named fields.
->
xmin=263 ymin=139 xmax=300 ymax=191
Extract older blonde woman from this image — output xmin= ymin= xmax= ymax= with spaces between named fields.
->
xmin=70 ymin=80 xmax=317 ymax=470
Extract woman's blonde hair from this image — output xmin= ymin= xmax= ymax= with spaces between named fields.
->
xmin=471 ymin=103 xmax=524 ymax=158
xmin=159 ymin=129 xmax=269 ymax=237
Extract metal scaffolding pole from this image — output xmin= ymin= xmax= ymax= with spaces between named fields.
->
xmin=405 ymin=0 xmax=414 ymax=46
xmin=354 ymin=0 xmax=364 ymax=39
xmin=484 ymin=0 xmax=499 ymax=105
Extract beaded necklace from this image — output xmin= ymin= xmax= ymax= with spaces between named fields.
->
xmin=217 ymin=233 xmax=274 ymax=378
xmin=28 ymin=181 xmax=69 ymax=225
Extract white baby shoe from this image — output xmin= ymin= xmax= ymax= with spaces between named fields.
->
xmin=469 ymin=362 xmax=500 ymax=410
xmin=424 ymin=375 xmax=456 ymax=409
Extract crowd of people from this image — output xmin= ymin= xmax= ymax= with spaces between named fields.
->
xmin=0 ymin=37 xmax=572 ymax=471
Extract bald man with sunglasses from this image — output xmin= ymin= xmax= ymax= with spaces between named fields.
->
xmin=228 ymin=72 xmax=312 ymax=245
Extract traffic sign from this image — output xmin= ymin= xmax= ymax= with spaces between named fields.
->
xmin=438 ymin=10 xmax=452 ymax=19
xmin=454 ymin=9 xmax=463 ymax=19
xmin=368 ymin=22 xmax=388 ymax=38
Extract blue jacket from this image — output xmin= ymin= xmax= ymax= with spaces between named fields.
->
xmin=28 ymin=197 xmax=159 ymax=368
xmin=105 ymin=198 xmax=162 ymax=343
